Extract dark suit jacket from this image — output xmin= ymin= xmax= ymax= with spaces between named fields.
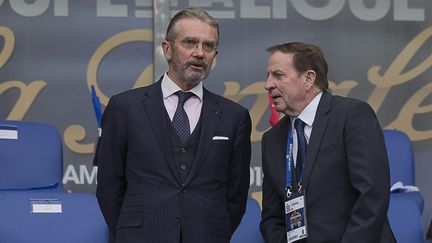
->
xmin=260 ymin=91 xmax=395 ymax=243
xmin=96 ymin=80 xmax=251 ymax=243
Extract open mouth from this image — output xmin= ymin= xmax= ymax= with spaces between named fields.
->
xmin=271 ymin=95 xmax=282 ymax=102
xmin=188 ymin=62 xmax=206 ymax=70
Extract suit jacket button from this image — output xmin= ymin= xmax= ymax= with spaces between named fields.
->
xmin=180 ymin=164 xmax=187 ymax=170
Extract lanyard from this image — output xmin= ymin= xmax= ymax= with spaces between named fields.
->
xmin=285 ymin=127 xmax=302 ymax=190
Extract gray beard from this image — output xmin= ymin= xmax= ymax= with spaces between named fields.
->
xmin=174 ymin=63 xmax=209 ymax=86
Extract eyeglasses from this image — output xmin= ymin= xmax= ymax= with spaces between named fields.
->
xmin=172 ymin=39 xmax=218 ymax=53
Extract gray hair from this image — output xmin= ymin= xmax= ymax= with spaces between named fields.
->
xmin=165 ymin=7 xmax=220 ymax=45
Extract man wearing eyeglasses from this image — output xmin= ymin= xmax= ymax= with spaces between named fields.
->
xmin=96 ymin=7 xmax=252 ymax=243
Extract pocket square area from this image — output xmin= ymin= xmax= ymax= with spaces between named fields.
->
xmin=212 ymin=136 xmax=229 ymax=140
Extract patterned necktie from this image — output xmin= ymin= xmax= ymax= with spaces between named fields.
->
xmin=294 ymin=118 xmax=307 ymax=179
xmin=172 ymin=91 xmax=194 ymax=144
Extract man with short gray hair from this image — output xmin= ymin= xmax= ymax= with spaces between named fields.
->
xmin=96 ymin=7 xmax=251 ymax=243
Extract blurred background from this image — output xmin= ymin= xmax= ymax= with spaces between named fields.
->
xmin=0 ymin=0 xmax=431 ymax=241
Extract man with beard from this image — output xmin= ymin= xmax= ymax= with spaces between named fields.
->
xmin=95 ymin=7 xmax=252 ymax=243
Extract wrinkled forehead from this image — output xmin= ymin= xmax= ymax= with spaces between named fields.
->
xmin=267 ymin=52 xmax=295 ymax=71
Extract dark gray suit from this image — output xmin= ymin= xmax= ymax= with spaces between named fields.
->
xmin=260 ymin=90 xmax=395 ymax=243
xmin=96 ymin=80 xmax=251 ymax=243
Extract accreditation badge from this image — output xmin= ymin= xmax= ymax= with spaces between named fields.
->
xmin=285 ymin=190 xmax=307 ymax=242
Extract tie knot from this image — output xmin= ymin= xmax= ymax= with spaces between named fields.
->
xmin=294 ymin=118 xmax=305 ymax=131
xmin=176 ymin=91 xmax=194 ymax=105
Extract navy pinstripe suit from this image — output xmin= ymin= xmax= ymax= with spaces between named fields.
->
xmin=96 ymin=80 xmax=251 ymax=243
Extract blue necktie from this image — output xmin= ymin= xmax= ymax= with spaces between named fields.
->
xmin=172 ymin=91 xmax=194 ymax=144
xmin=294 ymin=118 xmax=307 ymax=179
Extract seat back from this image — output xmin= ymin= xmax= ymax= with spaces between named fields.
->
xmin=0 ymin=190 xmax=109 ymax=243
xmin=383 ymin=129 xmax=415 ymax=186
xmin=232 ymin=197 xmax=264 ymax=243
xmin=0 ymin=120 xmax=63 ymax=190
xmin=388 ymin=194 xmax=424 ymax=243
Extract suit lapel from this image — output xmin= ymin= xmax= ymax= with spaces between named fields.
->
xmin=184 ymin=89 xmax=221 ymax=185
xmin=142 ymin=79 xmax=181 ymax=182
xmin=302 ymin=91 xmax=332 ymax=190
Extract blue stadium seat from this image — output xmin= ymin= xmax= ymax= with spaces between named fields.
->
xmin=232 ymin=197 xmax=264 ymax=243
xmin=388 ymin=194 xmax=424 ymax=243
xmin=384 ymin=129 xmax=424 ymax=243
xmin=0 ymin=120 xmax=108 ymax=242
xmin=383 ymin=129 xmax=423 ymax=212
xmin=0 ymin=120 xmax=63 ymax=190
xmin=0 ymin=190 xmax=108 ymax=243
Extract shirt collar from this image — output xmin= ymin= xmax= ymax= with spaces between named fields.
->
xmin=161 ymin=73 xmax=203 ymax=101
xmin=296 ymin=91 xmax=323 ymax=127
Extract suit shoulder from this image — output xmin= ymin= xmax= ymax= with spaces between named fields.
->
xmin=110 ymin=83 xmax=158 ymax=103
xmin=331 ymin=94 xmax=373 ymax=111
xmin=206 ymin=90 xmax=248 ymax=113
xmin=328 ymin=94 xmax=379 ymax=125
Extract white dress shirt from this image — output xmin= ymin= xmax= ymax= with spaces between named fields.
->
xmin=161 ymin=74 xmax=203 ymax=134
xmin=290 ymin=91 xmax=323 ymax=166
